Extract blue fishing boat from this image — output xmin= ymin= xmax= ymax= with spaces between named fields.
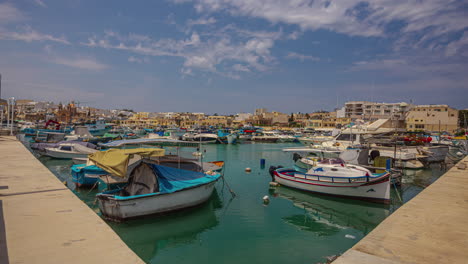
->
xmin=217 ymin=129 xmax=237 ymax=144
xmin=71 ymin=164 xmax=107 ymax=187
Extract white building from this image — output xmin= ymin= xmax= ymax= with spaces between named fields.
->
xmin=345 ymin=101 xmax=412 ymax=121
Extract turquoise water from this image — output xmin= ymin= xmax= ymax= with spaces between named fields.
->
xmin=36 ymin=142 xmax=446 ymax=264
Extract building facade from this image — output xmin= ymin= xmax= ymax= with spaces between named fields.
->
xmin=406 ymin=105 xmax=458 ymax=133
xmin=345 ymin=101 xmax=412 ymax=121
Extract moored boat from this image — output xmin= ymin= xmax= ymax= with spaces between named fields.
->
xmin=87 ymin=148 xmax=221 ymax=220
xmin=43 ymin=142 xmax=97 ymax=159
xmin=193 ymin=133 xmax=219 ymax=144
xmin=270 ymin=158 xmax=391 ymax=203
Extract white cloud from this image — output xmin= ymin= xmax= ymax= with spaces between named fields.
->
xmin=233 ymin=64 xmax=250 ymax=72
xmin=187 ymin=17 xmax=217 ymax=27
xmin=0 ymin=27 xmax=69 ymax=44
xmin=0 ymin=3 xmax=26 ymax=24
xmin=52 ymin=57 xmax=109 ymax=71
xmin=83 ymin=26 xmax=278 ymax=78
xmin=445 ymin=32 xmax=468 ymax=57
xmin=34 ymin=0 xmax=47 ymax=8
xmin=287 ymin=31 xmax=301 ymax=40
xmin=175 ymin=0 xmax=468 ymax=55
xmin=128 ymin=56 xmax=150 ymax=64
xmin=286 ymin=52 xmax=320 ymax=62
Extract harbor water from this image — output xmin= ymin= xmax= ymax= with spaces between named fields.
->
xmin=36 ymin=142 xmax=446 ymax=264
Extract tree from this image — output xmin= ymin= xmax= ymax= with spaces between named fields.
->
xmin=459 ymin=110 xmax=468 ymax=130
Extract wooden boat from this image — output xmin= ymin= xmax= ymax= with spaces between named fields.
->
xmin=87 ymin=148 xmax=221 ymax=220
xmin=270 ymin=158 xmax=391 ymax=203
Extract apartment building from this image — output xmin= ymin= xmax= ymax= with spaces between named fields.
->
xmin=345 ymin=101 xmax=412 ymax=121
xmin=406 ymin=105 xmax=458 ymax=133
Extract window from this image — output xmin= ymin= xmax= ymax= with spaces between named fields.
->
xmin=336 ymin=133 xmax=356 ymax=141
xmin=415 ymin=124 xmax=425 ymax=129
xmin=409 ymin=125 xmax=413 ymax=128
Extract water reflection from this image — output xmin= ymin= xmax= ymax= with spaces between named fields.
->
xmin=107 ymin=192 xmax=222 ymax=263
xmin=272 ymin=187 xmax=390 ymax=236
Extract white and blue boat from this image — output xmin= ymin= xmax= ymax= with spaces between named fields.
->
xmin=76 ymin=148 xmax=221 ymax=220
xmin=217 ymin=129 xmax=237 ymax=144
xmin=84 ymin=119 xmax=110 ymax=136
xmin=270 ymin=158 xmax=391 ymax=203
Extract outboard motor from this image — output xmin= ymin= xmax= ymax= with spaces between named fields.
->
xmin=268 ymin=165 xmax=283 ymax=181
xmin=370 ymin=150 xmax=380 ymax=161
xmin=293 ymin=153 xmax=302 ymax=162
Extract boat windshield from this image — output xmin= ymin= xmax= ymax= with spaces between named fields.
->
xmin=335 ymin=133 xmax=356 ymax=141
xmin=318 ymin=158 xmax=345 ymax=165
xmin=60 ymin=145 xmax=72 ymax=151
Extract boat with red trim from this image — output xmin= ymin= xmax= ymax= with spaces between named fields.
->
xmin=270 ymin=158 xmax=390 ymax=203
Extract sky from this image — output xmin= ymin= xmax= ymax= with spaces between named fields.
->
xmin=1 ymin=0 xmax=467 ymax=114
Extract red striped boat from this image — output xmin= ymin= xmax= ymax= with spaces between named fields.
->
xmin=272 ymin=158 xmax=391 ymax=203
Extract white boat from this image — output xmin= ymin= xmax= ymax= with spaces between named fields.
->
xmin=65 ymin=126 xmax=95 ymax=141
xmin=298 ymin=135 xmax=335 ymax=145
xmin=371 ymin=145 xmax=449 ymax=164
xmin=85 ymin=119 xmax=109 ymax=136
xmin=44 ymin=143 xmax=97 ymax=159
xmin=93 ymin=148 xmax=221 ymax=220
xmin=369 ymin=148 xmax=424 ymax=169
xmin=251 ymin=132 xmax=279 ymax=143
xmin=193 ymin=133 xmax=219 ymax=144
xmin=271 ymin=158 xmax=391 ymax=203
xmin=266 ymin=131 xmax=297 ymax=142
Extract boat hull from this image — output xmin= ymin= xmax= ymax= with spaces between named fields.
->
xmin=273 ymin=169 xmax=390 ymax=203
xmin=71 ymin=165 xmax=107 ymax=187
xmin=97 ymin=181 xmax=217 ymax=220
xmin=44 ymin=149 xmax=90 ymax=159
xmin=251 ymin=137 xmax=278 ymax=143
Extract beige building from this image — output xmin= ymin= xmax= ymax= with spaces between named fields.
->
xmin=305 ymin=117 xmax=351 ymax=129
xmin=198 ymin=115 xmax=229 ymax=127
xmin=406 ymin=105 xmax=458 ymax=133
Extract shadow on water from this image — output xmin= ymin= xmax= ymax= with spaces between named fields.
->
xmin=272 ymin=186 xmax=390 ymax=237
xmin=107 ymin=191 xmax=222 ymax=262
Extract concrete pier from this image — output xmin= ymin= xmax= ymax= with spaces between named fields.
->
xmin=335 ymin=156 xmax=468 ymax=264
xmin=0 ymin=136 xmax=144 ymax=264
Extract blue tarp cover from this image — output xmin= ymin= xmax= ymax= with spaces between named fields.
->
xmin=111 ymin=164 xmax=220 ymax=200
xmin=71 ymin=164 xmax=106 ymax=174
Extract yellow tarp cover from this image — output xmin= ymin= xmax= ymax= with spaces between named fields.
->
xmin=88 ymin=148 xmax=165 ymax=178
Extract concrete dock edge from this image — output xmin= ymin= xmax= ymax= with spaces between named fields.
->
xmin=334 ymin=156 xmax=468 ymax=264
xmin=0 ymin=136 xmax=144 ymax=264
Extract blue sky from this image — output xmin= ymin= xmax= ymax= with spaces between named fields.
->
xmin=1 ymin=0 xmax=467 ymax=114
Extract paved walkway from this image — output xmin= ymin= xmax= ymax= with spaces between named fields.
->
xmin=0 ymin=136 xmax=144 ymax=264
xmin=335 ymin=156 xmax=468 ymax=264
